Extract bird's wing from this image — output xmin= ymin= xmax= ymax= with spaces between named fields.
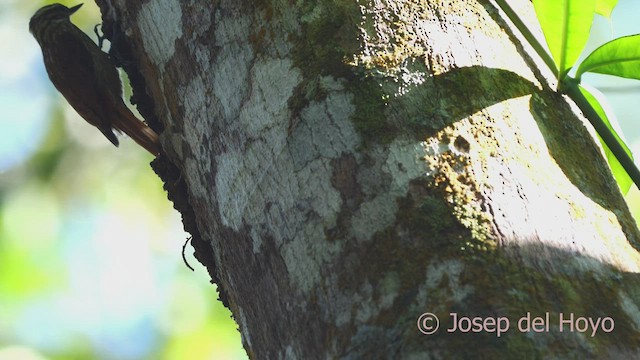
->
xmin=46 ymin=28 xmax=119 ymax=146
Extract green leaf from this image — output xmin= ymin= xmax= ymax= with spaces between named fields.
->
xmin=575 ymin=34 xmax=640 ymax=80
xmin=579 ymin=85 xmax=633 ymax=193
xmin=533 ymin=0 xmax=596 ymax=78
xmin=595 ymin=0 xmax=618 ymax=18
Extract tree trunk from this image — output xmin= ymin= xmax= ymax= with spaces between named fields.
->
xmin=96 ymin=0 xmax=640 ymax=357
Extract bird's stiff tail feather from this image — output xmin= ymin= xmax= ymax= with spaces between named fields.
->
xmin=113 ymin=105 xmax=160 ymax=156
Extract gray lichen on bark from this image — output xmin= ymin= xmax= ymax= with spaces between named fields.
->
xmin=97 ymin=0 xmax=640 ymax=357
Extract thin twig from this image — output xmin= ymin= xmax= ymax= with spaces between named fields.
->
xmin=182 ymin=236 xmax=195 ymax=272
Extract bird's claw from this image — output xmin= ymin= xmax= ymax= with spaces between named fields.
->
xmin=94 ymin=23 xmax=106 ymax=49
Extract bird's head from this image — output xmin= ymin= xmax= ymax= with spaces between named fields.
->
xmin=29 ymin=3 xmax=83 ymax=38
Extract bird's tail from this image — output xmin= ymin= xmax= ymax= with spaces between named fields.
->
xmin=112 ymin=104 xmax=160 ymax=156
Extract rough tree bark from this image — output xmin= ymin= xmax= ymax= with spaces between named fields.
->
xmin=96 ymin=0 xmax=640 ymax=358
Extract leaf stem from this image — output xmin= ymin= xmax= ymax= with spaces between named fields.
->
xmin=495 ymin=0 xmax=640 ymax=190
xmin=493 ymin=0 xmax=559 ymax=77
xmin=564 ymin=80 xmax=640 ymax=189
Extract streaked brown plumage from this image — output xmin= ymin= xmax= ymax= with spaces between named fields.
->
xmin=30 ymin=3 xmax=159 ymax=155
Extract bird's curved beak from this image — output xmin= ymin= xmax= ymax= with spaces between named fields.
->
xmin=69 ymin=4 xmax=83 ymax=14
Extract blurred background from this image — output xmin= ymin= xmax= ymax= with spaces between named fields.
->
xmin=1 ymin=1 xmax=640 ymax=359
xmin=0 ymin=1 xmax=246 ymax=359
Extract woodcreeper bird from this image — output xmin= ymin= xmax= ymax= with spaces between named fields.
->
xmin=29 ymin=3 xmax=160 ymax=155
